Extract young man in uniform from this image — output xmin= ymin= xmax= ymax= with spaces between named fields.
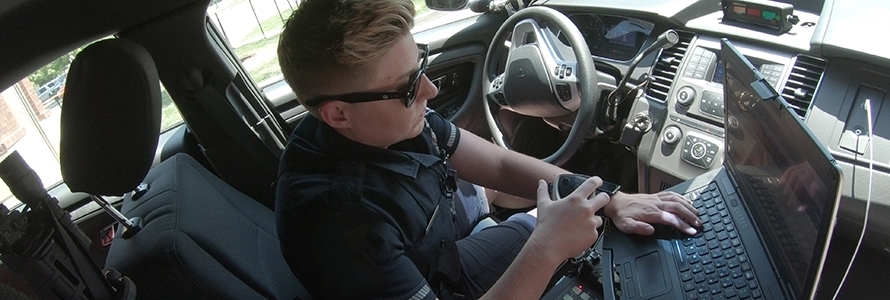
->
xmin=275 ymin=0 xmax=701 ymax=299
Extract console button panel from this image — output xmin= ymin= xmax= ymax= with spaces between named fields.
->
xmin=699 ymin=90 xmax=725 ymax=118
xmin=683 ymin=47 xmax=716 ymax=80
xmin=681 ymin=133 xmax=720 ymax=169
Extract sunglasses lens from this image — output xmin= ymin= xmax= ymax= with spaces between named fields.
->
xmin=401 ymin=44 xmax=429 ymax=108
xmin=405 ymin=46 xmax=427 ymax=108
xmin=405 ymin=74 xmax=418 ymax=108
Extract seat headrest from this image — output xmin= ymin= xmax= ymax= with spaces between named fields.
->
xmin=60 ymin=39 xmax=162 ymax=196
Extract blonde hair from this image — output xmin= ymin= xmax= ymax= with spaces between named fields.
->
xmin=278 ymin=0 xmax=414 ymax=115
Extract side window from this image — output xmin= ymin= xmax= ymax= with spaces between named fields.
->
xmin=207 ymin=0 xmax=298 ymax=87
xmin=0 ymin=46 xmax=184 ymax=208
xmin=207 ymin=0 xmax=441 ymax=89
xmin=160 ymin=85 xmax=183 ymax=130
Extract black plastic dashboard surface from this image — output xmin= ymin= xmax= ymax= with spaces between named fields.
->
xmin=564 ymin=14 xmax=655 ymax=61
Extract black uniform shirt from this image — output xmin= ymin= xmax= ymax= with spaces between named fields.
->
xmin=276 ymin=110 xmax=462 ymax=300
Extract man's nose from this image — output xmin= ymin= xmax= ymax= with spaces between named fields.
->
xmin=415 ymin=74 xmax=438 ymax=103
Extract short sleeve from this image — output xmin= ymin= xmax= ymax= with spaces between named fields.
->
xmin=279 ymin=206 xmax=436 ymax=300
xmin=425 ymin=109 xmax=461 ymax=157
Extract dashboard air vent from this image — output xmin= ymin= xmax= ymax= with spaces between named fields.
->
xmin=646 ymin=31 xmax=695 ymax=102
xmin=781 ymin=55 xmax=827 ymax=119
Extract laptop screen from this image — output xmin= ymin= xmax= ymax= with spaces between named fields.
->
xmin=720 ymin=39 xmax=841 ymax=297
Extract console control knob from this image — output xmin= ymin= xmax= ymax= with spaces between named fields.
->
xmin=663 ymin=125 xmax=682 ymax=147
xmin=676 ymin=86 xmax=696 ymax=107
xmin=691 ymin=142 xmax=708 ymax=159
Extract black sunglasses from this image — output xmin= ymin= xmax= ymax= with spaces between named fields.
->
xmin=304 ymin=44 xmax=429 ymax=108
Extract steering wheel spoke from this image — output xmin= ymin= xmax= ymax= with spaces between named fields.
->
xmin=485 ymin=73 xmax=508 ymax=107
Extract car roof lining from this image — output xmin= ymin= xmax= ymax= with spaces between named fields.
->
xmin=0 ymin=0 xmax=202 ymax=90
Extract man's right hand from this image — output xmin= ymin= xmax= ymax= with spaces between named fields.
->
xmin=530 ymin=176 xmax=608 ymax=262
xmin=477 ymin=176 xmax=609 ymax=300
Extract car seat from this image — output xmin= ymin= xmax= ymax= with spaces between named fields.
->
xmin=60 ymin=38 xmax=309 ymax=299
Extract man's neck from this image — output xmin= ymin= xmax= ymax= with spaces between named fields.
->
xmin=332 ymin=126 xmax=392 ymax=149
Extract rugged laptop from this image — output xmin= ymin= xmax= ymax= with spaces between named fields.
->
xmin=598 ymin=38 xmax=843 ymax=300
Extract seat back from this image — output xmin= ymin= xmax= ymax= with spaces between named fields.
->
xmin=106 ymin=153 xmax=304 ymax=299
xmin=61 ymin=39 xmax=307 ymax=299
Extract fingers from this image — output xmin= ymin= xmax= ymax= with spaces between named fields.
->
xmin=660 ymin=211 xmax=699 ymax=235
xmin=538 ymin=176 xmax=603 ymax=203
xmin=656 ymin=191 xmax=697 ymax=215
xmin=536 ymin=179 xmax=556 ymax=213
xmin=592 ymin=216 xmax=605 ymax=240
xmin=646 ymin=203 xmax=699 ymax=235
xmin=575 ymin=176 xmax=610 ymax=213
xmin=536 ymin=179 xmax=550 ymax=204
xmin=658 ymin=201 xmax=702 ymax=228
xmin=588 ymin=190 xmax=610 ymax=211
xmin=616 ymin=211 xmax=698 ymax=236
xmin=655 ymin=191 xmax=701 ymax=227
xmin=568 ymin=176 xmax=603 ymax=200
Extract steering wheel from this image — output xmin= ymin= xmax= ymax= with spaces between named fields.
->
xmin=483 ymin=6 xmax=599 ymax=166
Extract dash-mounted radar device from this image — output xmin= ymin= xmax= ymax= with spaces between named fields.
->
xmin=722 ymin=0 xmax=798 ymax=34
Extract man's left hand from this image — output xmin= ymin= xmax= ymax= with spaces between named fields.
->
xmin=604 ymin=191 xmax=701 ymax=236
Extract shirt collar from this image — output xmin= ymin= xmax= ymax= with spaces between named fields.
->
xmin=303 ymin=116 xmax=443 ymax=179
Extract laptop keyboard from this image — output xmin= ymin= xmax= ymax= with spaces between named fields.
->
xmin=677 ymin=182 xmax=762 ymax=300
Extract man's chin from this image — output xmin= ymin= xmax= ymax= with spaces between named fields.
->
xmin=410 ymin=125 xmax=424 ymax=138
xmin=409 ymin=118 xmax=425 ymax=138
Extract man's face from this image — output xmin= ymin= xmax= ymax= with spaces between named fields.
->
xmin=332 ymin=34 xmax=438 ymax=148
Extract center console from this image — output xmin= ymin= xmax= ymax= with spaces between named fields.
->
xmin=637 ymin=36 xmax=795 ymax=192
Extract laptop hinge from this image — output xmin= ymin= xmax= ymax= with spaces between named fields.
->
xmin=720 ymin=169 xmax=740 ymax=196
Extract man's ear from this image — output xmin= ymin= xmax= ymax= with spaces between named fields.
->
xmin=317 ymin=101 xmax=350 ymax=129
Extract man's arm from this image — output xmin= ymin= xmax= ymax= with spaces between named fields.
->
xmin=449 ymin=128 xmax=567 ymax=200
xmin=449 ymin=128 xmax=701 ymax=233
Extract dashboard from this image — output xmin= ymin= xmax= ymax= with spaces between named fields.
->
xmin=540 ymin=0 xmax=890 ymax=267
xmin=565 ymin=14 xmax=655 ymax=61
xmin=521 ymin=0 xmax=890 ymax=298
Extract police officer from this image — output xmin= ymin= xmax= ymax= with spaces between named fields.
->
xmin=275 ymin=0 xmax=701 ymax=299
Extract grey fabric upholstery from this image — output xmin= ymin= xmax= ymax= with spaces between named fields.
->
xmin=61 ymin=39 xmax=305 ymax=299
xmin=105 ymin=154 xmax=303 ymax=299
